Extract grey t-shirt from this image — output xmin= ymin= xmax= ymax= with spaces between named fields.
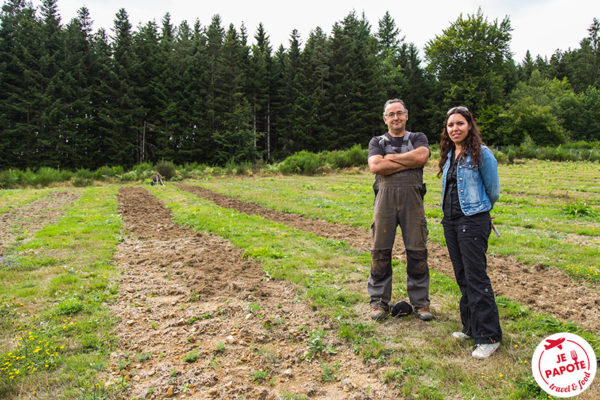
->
xmin=368 ymin=131 xmax=429 ymax=197
xmin=368 ymin=131 xmax=429 ymax=159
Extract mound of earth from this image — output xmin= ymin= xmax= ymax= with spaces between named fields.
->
xmin=110 ymin=187 xmax=402 ymax=399
xmin=178 ymin=184 xmax=600 ymax=334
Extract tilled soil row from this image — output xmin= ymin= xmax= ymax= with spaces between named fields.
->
xmin=110 ymin=186 xmax=401 ymax=400
xmin=178 ymin=184 xmax=600 ymax=333
xmin=0 ymin=191 xmax=80 ymax=256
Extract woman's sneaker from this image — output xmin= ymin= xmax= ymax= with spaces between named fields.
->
xmin=452 ymin=332 xmax=471 ymax=340
xmin=472 ymin=342 xmax=500 ymax=359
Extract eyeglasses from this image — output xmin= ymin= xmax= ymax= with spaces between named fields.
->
xmin=447 ymin=106 xmax=469 ymax=116
xmin=383 ymin=111 xmax=406 ymax=118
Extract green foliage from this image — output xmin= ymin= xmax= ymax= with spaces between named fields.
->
xmin=563 ymin=200 xmax=598 ymax=218
xmin=0 ymin=4 xmax=599 ymax=175
xmin=0 ymin=186 xmax=122 ymax=397
xmin=250 ymin=369 xmax=269 ymax=382
xmin=182 ymin=350 xmax=199 ymax=363
xmin=302 ymin=329 xmax=338 ymax=360
xmin=54 ymin=298 xmax=84 ymax=316
xmin=279 ymin=151 xmax=321 ymax=175
xmin=131 ymin=163 xmax=155 ymax=180
xmin=278 ymin=146 xmax=367 ymax=175
xmin=320 ymin=362 xmax=338 ymax=382
xmin=424 ymin=8 xmax=513 ymax=115
xmin=94 ymin=166 xmax=124 ymax=180
xmin=155 ymin=160 xmax=176 ymax=180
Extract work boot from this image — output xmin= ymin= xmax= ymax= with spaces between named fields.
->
xmin=370 ymin=300 xmax=389 ymax=321
xmin=415 ymin=306 xmax=434 ymax=321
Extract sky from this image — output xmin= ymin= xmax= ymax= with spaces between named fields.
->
xmin=39 ymin=0 xmax=599 ymax=62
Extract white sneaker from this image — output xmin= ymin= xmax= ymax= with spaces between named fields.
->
xmin=452 ymin=332 xmax=471 ymax=340
xmin=472 ymin=342 xmax=500 ymax=359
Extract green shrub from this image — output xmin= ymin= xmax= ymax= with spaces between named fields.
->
xmin=156 ymin=160 xmax=176 ymax=180
xmin=131 ymin=162 xmax=154 ymax=180
xmin=94 ymin=165 xmax=123 ymax=180
xmin=31 ymin=167 xmax=71 ymax=186
xmin=0 ymin=169 xmax=19 ymax=188
xmin=279 ymin=151 xmax=321 ymax=175
xmin=346 ymin=144 xmax=367 ymax=166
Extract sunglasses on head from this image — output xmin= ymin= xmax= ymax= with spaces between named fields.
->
xmin=447 ymin=106 xmax=470 ymax=116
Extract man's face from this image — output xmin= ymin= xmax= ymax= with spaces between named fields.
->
xmin=383 ymin=102 xmax=408 ymax=135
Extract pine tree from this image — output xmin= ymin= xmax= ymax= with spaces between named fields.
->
xmin=56 ymin=7 xmax=96 ymax=168
xmin=249 ymin=23 xmax=272 ymax=159
xmin=88 ymin=28 xmax=119 ymax=167
xmin=0 ymin=0 xmax=45 ymax=169
xmin=294 ymin=26 xmax=331 ymax=153
xmin=327 ymin=12 xmax=382 ymax=149
xmin=37 ymin=0 xmax=65 ymax=167
xmin=111 ymin=8 xmax=142 ymax=167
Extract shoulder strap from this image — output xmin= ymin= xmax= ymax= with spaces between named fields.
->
xmin=400 ymin=131 xmax=414 ymax=153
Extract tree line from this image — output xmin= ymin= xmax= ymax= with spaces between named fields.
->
xmin=1 ymin=0 xmax=599 ymax=170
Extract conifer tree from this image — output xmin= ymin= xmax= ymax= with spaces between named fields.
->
xmin=111 ymin=8 xmax=142 ymax=167
xmin=0 ymin=0 xmax=44 ymax=168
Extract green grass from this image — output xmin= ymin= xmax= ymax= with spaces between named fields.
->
xmin=0 ymin=188 xmax=57 ymax=214
xmin=0 ymin=186 xmax=123 ymax=399
xmin=191 ymin=159 xmax=599 ymax=283
xmin=150 ymin=183 xmax=599 ymax=399
xmin=2 ymin=159 xmax=598 ymax=399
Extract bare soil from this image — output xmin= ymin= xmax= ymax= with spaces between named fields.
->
xmin=109 ymin=186 xmax=403 ymax=399
xmin=0 ymin=191 xmax=80 ymax=256
xmin=178 ymin=184 xmax=600 ymax=334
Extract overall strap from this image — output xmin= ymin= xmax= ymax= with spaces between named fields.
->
xmin=400 ymin=131 xmax=414 ymax=153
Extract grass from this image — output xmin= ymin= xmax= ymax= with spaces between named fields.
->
xmin=0 ymin=186 xmax=122 ymax=399
xmin=191 ymin=159 xmax=599 ymax=283
xmin=0 ymin=188 xmax=58 ymax=214
xmin=150 ymin=183 xmax=599 ymax=399
xmin=1 ymin=159 xmax=598 ymax=398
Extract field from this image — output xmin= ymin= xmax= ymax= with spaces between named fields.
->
xmin=0 ymin=159 xmax=598 ymax=399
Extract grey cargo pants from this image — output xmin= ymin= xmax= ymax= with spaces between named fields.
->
xmin=367 ymin=170 xmax=430 ymax=308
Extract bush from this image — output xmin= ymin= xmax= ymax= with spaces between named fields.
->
xmin=94 ymin=165 xmax=123 ymax=180
xmin=32 ymin=167 xmax=72 ymax=187
xmin=75 ymin=168 xmax=94 ymax=179
xmin=131 ymin=162 xmax=155 ymax=180
xmin=279 ymin=151 xmax=321 ymax=175
xmin=0 ymin=169 xmax=19 ymax=188
xmin=156 ymin=160 xmax=176 ymax=180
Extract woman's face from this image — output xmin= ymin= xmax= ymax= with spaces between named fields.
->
xmin=446 ymin=113 xmax=471 ymax=147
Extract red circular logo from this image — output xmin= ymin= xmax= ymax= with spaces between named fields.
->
xmin=532 ymin=333 xmax=597 ymax=398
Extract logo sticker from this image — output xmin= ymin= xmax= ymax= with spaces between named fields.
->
xmin=532 ymin=332 xmax=597 ymax=398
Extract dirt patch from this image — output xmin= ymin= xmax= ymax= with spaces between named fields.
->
xmin=0 ymin=191 xmax=80 ymax=256
xmin=110 ymin=186 xmax=402 ymax=399
xmin=179 ymin=185 xmax=600 ymax=334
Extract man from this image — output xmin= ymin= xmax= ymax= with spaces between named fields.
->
xmin=367 ymin=98 xmax=432 ymax=321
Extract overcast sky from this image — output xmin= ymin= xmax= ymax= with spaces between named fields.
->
xmin=39 ymin=0 xmax=599 ymax=62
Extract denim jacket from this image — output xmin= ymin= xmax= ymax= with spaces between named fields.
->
xmin=441 ymin=145 xmax=500 ymax=216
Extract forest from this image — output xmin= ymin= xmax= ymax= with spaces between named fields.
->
xmin=1 ymin=0 xmax=599 ymax=170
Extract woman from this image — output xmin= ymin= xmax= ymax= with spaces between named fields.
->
xmin=439 ymin=106 xmax=502 ymax=359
